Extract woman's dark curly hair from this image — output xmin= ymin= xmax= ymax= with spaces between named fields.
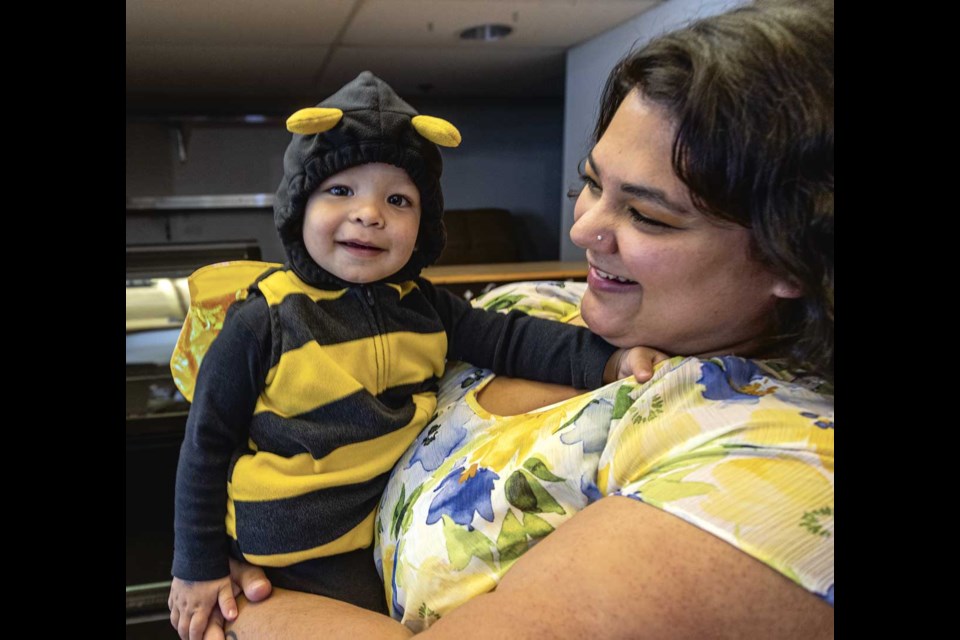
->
xmin=594 ymin=0 xmax=833 ymax=379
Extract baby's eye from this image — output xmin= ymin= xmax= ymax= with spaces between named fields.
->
xmin=387 ymin=194 xmax=411 ymax=207
xmin=327 ymin=185 xmax=352 ymax=196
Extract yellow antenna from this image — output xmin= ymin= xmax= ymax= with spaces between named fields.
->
xmin=412 ymin=115 xmax=462 ymax=147
xmin=286 ymin=108 xmax=344 ymax=134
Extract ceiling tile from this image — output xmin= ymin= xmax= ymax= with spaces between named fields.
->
xmin=321 ymin=45 xmax=565 ymax=98
xmin=346 ymin=0 xmax=660 ymax=48
xmin=125 ymin=0 xmax=356 ymax=46
xmin=127 ymin=44 xmax=331 ymax=94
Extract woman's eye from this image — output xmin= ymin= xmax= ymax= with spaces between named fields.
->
xmin=327 ymin=185 xmax=352 ymax=196
xmin=566 ymin=174 xmax=600 ymax=199
xmin=628 ymin=208 xmax=674 ymax=229
xmin=387 ymin=194 xmax=411 ymax=207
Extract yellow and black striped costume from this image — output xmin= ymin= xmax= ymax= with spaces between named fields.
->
xmin=172 ymin=267 xmax=616 ymax=582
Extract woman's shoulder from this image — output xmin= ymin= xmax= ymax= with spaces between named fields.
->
xmin=598 ymin=354 xmax=833 ymax=604
xmin=754 ymin=358 xmax=834 ymax=396
xmin=602 ymin=354 xmax=833 ymax=466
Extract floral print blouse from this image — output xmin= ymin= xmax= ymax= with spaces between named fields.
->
xmin=373 ymin=282 xmax=834 ymax=631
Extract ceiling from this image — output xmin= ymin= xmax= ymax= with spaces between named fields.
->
xmin=126 ymin=0 xmax=662 ymax=115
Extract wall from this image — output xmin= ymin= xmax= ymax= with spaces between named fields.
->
xmin=558 ymin=0 xmax=745 ymax=260
xmin=126 ymin=97 xmax=564 ymax=263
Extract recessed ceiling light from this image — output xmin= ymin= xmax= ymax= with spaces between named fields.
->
xmin=459 ymin=24 xmax=513 ymax=41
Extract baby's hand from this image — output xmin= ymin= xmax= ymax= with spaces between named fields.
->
xmin=604 ymin=347 xmax=671 ymax=384
xmin=169 ymin=576 xmax=238 ymax=640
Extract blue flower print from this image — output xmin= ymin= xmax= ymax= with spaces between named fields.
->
xmin=559 ymin=399 xmax=610 ymax=454
xmin=580 ymin=475 xmax=603 ymax=502
xmin=390 ymin=544 xmax=406 ymax=620
xmin=698 ymin=356 xmax=778 ymax=403
xmin=426 ymin=463 xmax=500 ymax=528
xmin=800 ymin=411 xmax=834 ymax=430
xmin=408 ymin=419 xmax=469 ymax=472
xmin=821 ymin=584 xmax=834 ymax=606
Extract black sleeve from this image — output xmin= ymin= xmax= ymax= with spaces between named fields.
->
xmin=419 ymin=279 xmax=618 ymax=390
xmin=171 ymin=298 xmax=272 ymax=581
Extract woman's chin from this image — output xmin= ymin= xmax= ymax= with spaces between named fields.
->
xmin=579 ymin=292 xmax=637 ymax=348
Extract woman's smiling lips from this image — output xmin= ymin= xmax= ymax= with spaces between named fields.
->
xmin=337 ymin=239 xmax=385 ymax=257
xmin=586 ymin=264 xmax=639 ymax=292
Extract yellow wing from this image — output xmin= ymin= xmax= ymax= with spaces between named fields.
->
xmin=170 ymin=261 xmax=282 ymax=402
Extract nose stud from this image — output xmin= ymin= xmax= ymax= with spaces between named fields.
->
xmin=597 ymin=235 xmax=603 ymax=241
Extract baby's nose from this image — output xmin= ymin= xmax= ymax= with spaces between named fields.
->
xmin=352 ymin=201 xmax=385 ymax=227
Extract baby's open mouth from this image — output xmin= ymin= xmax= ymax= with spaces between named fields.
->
xmin=338 ymin=240 xmax=383 ymax=252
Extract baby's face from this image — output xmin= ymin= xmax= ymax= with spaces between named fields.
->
xmin=303 ymin=163 xmax=421 ymax=283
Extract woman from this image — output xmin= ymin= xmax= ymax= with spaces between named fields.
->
xmin=206 ymin=0 xmax=834 ymax=636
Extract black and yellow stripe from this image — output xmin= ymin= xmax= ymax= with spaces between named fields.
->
xmin=227 ymin=269 xmax=446 ymax=563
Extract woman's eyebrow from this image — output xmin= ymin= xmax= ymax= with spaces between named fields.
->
xmin=587 ymin=151 xmax=692 ymax=216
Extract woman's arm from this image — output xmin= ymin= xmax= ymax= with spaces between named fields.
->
xmin=223 ymin=588 xmax=412 ymax=639
xmin=424 ymin=495 xmax=832 ymax=639
xmin=219 ymin=496 xmax=832 ymax=639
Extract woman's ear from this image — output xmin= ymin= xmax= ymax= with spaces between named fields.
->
xmin=772 ymin=278 xmax=804 ymax=300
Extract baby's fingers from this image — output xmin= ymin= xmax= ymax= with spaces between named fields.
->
xmin=217 ymin=582 xmax=239 ymax=621
xmin=176 ymin=608 xmax=192 ymax=640
xmin=203 ymin=609 xmax=226 ymax=640
xmin=189 ymin=608 xmax=211 ymax=640
xmin=621 ymin=347 xmax=671 ymax=382
xmin=620 ymin=349 xmax=653 ymax=382
xmin=169 ymin=604 xmax=181 ymax=634
xmin=649 ymin=348 xmax=671 ymax=364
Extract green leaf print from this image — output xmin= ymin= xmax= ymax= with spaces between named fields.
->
xmin=391 ymin=484 xmax=425 ymax=539
xmin=505 ymin=470 xmax=538 ymax=512
xmin=522 ymin=512 xmax=555 ymax=537
xmin=442 ymin=514 xmax=496 ymax=571
xmin=496 ymin=510 xmax=527 ymax=565
xmin=799 ymin=506 xmax=833 ymax=538
xmin=524 ymin=474 xmax=566 ymax=515
xmin=612 ymin=385 xmax=638 ymax=420
xmin=482 ymin=294 xmax=524 ymax=312
xmin=418 ymin=603 xmax=440 ymax=623
xmin=390 ymin=485 xmax=406 ymax=539
xmin=554 ymin=399 xmax=599 ymax=434
xmin=631 ymin=394 xmax=664 ymax=425
xmin=523 ymin=457 xmax=565 ymax=482
xmin=632 ymin=466 xmax=717 ymax=509
xmin=496 ymin=511 xmax=556 ymax=570
xmin=400 ymin=486 xmax=424 ymax=535
xmin=505 ymin=470 xmax=566 ymax=515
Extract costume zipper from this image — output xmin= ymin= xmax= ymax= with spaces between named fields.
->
xmin=361 ymin=285 xmax=386 ymax=393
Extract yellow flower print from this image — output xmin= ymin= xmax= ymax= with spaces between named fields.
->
xmin=699 ymin=455 xmax=833 ymax=549
xmin=468 ymin=395 xmax=590 ymax=472
xmin=747 ymin=409 xmax=834 ymax=473
xmin=395 ymin=554 xmax=498 ymax=632
xmin=601 ymin=411 xmax=703 ymax=492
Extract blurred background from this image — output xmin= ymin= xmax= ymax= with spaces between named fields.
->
xmin=125 ymin=1 xmax=741 ymax=637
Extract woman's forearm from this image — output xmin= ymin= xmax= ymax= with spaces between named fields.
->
xmin=225 ymin=588 xmax=413 ymax=640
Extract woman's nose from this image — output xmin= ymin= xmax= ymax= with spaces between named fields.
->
xmin=570 ymin=198 xmax=613 ymax=252
xmin=351 ymin=200 xmax=385 ymax=227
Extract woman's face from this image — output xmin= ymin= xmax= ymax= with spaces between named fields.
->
xmin=570 ymin=89 xmax=799 ymax=356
